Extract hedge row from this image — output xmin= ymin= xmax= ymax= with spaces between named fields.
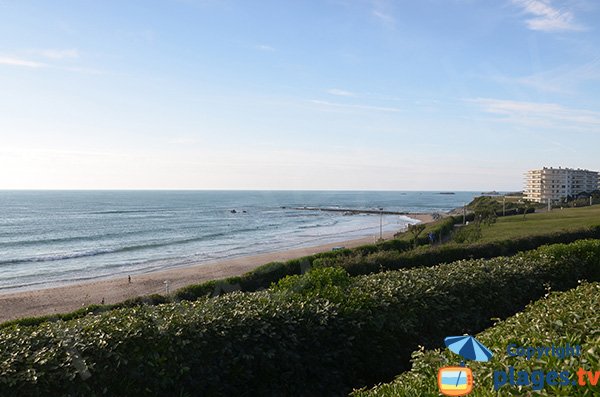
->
xmin=173 ymin=216 xmax=459 ymax=301
xmin=0 ymin=294 xmax=170 ymax=330
xmin=1 ymin=240 xmax=600 ymax=396
xmin=314 ymin=225 xmax=600 ymax=276
xmin=176 ymin=224 xmax=600 ymax=300
xmin=354 ymin=281 xmax=600 ymax=396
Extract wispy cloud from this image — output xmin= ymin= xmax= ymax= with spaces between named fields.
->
xmin=372 ymin=9 xmax=394 ymax=24
xmin=520 ymin=57 xmax=600 ymax=92
xmin=36 ymin=49 xmax=79 ymax=59
xmin=0 ymin=56 xmax=47 ymax=68
xmin=0 ymin=49 xmax=105 ymax=74
xmin=326 ymin=88 xmax=356 ymax=97
xmin=511 ymin=0 xmax=584 ymax=32
xmin=491 ymin=55 xmax=600 ymax=94
xmin=255 ymin=44 xmax=275 ymax=52
xmin=371 ymin=0 xmax=395 ymax=27
xmin=469 ymin=97 xmax=600 ymax=128
xmin=310 ymin=99 xmax=401 ymax=113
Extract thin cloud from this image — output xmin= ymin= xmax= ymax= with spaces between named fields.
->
xmin=255 ymin=44 xmax=275 ymax=52
xmin=327 ymin=88 xmax=356 ymax=97
xmin=491 ymin=55 xmax=600 ymax=94
xmin=310 ymin=99 xmax=401 ymax=113
xmin=0 ymin=56 xmax=47 ymax=68
xmin=37 ymin=49 xmax=79 ymax=59
xmin=511 ymin=0 xmax=584 ymax=32
xmin=372 ymin=10 xmax=394 ymax=24
xmin=0 ymin=50 xmax=104 ymax=74
xmin=469 ymin=97 xmax=600 ymax=128
xmin=518 ymin=56 xmax=600 ymax=93
xmin=371 ymin=0 xmax=395 ymax=27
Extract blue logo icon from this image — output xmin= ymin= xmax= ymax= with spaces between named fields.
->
xmin=445 ymin=335 xmax=493 ymax=362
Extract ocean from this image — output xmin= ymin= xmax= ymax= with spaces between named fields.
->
xmin=0 ymin=190 xmax=477 ymax=291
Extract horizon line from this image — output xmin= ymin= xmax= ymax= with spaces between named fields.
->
xmin=0 ymin=188 xmax=522 ymax=192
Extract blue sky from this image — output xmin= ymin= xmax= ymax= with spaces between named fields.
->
xmin=1 ymin=0 xmax=599 ymax=190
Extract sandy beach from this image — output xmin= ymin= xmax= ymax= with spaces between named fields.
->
xmin=0 ymin=213 xmax=433 ymax=323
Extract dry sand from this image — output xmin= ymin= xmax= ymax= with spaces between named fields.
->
xmin=0 ymin=213 xmax=434 ymax=323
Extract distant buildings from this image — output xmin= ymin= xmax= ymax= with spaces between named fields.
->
xmin=524 ymin=167 xmax=599 ymax=203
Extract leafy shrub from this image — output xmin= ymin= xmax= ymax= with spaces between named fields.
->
xmin=448 ymin=225 xmax=481 ymax=243
xmin=353 ymin=282 xmax=600 ymax=396
xmin=0 ymin=294 xmax=170 ymax=330
xmin=173 ymin=240 xmax=409 ymax=301
xmin=272 ymin=266 xmax=353 ymax=302
xmin=1 ymin=240 xmax=600 ymax=396
xmin=335 ymin=226 xmax=600 ymax=276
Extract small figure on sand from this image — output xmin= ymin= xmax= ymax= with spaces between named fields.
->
xmin=101 ymin=298 xmax=105 ymax=305
xmin=128 ymin=275 xmax=131 ymax=283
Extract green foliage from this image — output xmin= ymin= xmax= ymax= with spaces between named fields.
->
xmin=318 ymin=226 xmax=600 ymax=276
xmin=0 ymin=295 xmax=170 ymax=330
xmin=396 ymin=216 xmax=459 ymax=245
xmin=467 ymin=196 xmax=537 ymax=218
xmin=407 ymin=223 xmax=426 ymax=248
xmin=272 ymin=266 xmax=352 ymax=302
xmin=353 ymin=281 xmax=600 ymax=396
xmin=468 ymin=196 xmax=501 ymax=209
xmin=2 ymin=240 xmax=600 ymax=395
xmin=468 ymin=197 xmax=500 ymax=228
xmin=172 ymin=240 xmax=412 ymax=302
xmin=452 ymin=225 xmax=482 ymax=243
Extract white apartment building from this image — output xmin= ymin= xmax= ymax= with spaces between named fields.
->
xmin=524 ymin=167 xmax=599 ymax=203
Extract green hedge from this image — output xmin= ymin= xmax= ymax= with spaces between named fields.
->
xmin=174 ymin=217 xmax=459 ymax=300
xmin=178 ymin=224 xmax=600 ymax=300
xmin=174 ymin=237 xmax=418 ymax=301
xmin=315 ymin=225 xmax=600 ymax=276
xmin=0 ymin=295 xmax=170 ymax=330
xmin=1 ymin=240 xmax=600 ymax=396
xmin=354 ymin=281 xmax=600 ymax=396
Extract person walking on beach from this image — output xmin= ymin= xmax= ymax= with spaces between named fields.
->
xmin=128 ymin=275 xmax=131 ymax=283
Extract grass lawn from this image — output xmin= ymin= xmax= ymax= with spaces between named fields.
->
xmin=477 ymin=204 xmax=600 ymax=242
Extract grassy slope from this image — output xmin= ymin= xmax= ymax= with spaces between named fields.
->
xmin=476 ymin=205 xmax=600 ymax=242
xmin=397 ymin=205 xmax=600 ymax=245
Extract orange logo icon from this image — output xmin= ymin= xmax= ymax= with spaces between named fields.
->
xmin=438 ymin=366 xmax=473 ymax=396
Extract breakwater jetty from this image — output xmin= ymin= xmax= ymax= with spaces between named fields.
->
xmin=290 ymin=206 xmax=428 ymax=216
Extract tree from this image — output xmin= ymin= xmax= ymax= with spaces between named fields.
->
xmin=474 ymin=205 xmax=497 ymax=227
xmin=408 ymin=223 xmax=426 ymax=248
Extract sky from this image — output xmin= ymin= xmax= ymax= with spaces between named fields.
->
xmin=1 ymin=0 xmax=599 ymax=190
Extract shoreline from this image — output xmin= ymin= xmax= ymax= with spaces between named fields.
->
xmin=0 ymin=213 xmax=434 ymax=323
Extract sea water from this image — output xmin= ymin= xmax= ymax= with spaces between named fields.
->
xmin=0 ymin=190 xmax=477 ymax=291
